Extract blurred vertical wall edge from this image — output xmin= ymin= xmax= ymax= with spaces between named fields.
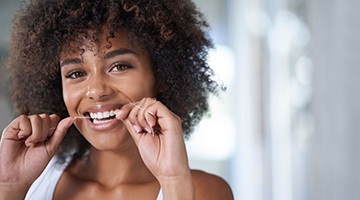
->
xmin=308 ymin=0 xmax=360 ymax=200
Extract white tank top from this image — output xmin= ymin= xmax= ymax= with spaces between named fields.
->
xmin=25 ymin=157 xmax=163 ymax=200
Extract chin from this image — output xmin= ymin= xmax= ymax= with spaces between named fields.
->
xmin=87 ymin=131 xmax=135 ymax=152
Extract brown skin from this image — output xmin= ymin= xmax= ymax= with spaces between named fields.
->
xmin=58 ymin=31 xmax=232 ymax=199
xmin=0 ymin=31 xmax=233 ymax=199
xmin=0 ymin=115 xmax=74 ymax=200
xmin=60 ymin=31 xmax=156 ymax=152
xmin=192 ymin=170 xmax=234 ymax=200
xmin=3 ymin=0 xmax=233 ymax=199
xmin=56 ymin=31 xmax=161 ymax=199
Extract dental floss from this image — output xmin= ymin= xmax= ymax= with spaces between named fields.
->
xmin=72 ymin=99 xmax=158 ymax=136
xmin=129 ymin=101 xmax=158 ymax=136
xmin=72 ymin=101 xmax=156 ymax=120
xmin=73 ymin=116 xmax=92 ymax=119
xmin=129 ymin=102 xmax=156 ymax=118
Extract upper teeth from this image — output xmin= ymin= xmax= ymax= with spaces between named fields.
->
xmin=89 ymin=110 xmax=116 ymax=119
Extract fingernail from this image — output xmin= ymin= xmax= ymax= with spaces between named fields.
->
xmin=25 ymin=142 xmax=33 ymax=147
xmin=144 ymin=127 xmax=153 ymax=134
xmin=115 ymin=109 xmax=122 ymax=116
xmin=132 ymin=124 xmax=141 ymax=133
xmin=147 ymin=115 xmax=158 ymax=128
xmin=115 ymin=110 xmax=126 ymax=120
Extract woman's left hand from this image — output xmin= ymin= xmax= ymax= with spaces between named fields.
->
xmin=115 ymin=97 xmax=191 ymax=181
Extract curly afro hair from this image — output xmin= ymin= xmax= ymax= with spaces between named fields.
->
xmin=8 ymin=0 xmax=220 ymax=161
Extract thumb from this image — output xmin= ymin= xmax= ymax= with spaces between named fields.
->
xmin=47 ymin=117 xmax=74 ymax=156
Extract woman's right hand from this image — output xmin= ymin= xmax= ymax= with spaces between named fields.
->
xmin=0 ymin=114 xmax=73 ymax=197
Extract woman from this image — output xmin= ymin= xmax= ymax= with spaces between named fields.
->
xmin=0 ymin=0 xmax=233 ymax=199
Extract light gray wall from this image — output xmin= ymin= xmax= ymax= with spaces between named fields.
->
xmin=308 ymin=0 xmax=360 ymax=199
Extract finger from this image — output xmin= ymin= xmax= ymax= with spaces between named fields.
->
xmin=123 ymin=101 xmax=147 ymax=133
xmin=137 ymin=98 xmax=157 ymax=134
xmin=115 ymin=103 xmax=132 ymax=120
xmin=121 ymin=118 xmax=141 ymax=146
xmin=48 ymin=114 xmax=60 ymax=137
xmin=2 ymin=115 xmax=32 ymax=140
xmin=144 ymin=99 xmax=157 ymax=128
xmin=127 ymin=101 xmax=142 ymax=123
xmin=142 ymin=100 xmax=182 ymax=135
xmin=136 ymin=99 xmax=153 ymax=134
xmin=114 ymin=103 xmax=142 ymax=133
xmin=46 ymin=117 xmax=74 ymax=156
xmin=25 ymin=115 xmax=45 ymax=146
xmin=17 ymin=115 xmax=32 ymax=139
xmin=39 ymin=114 xmax=51 ymax=140
xmin=115 ymin=99 xmax=156 ymax=134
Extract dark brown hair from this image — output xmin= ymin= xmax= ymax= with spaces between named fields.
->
xmin=8 ymin=0 xmax=220 ymax=161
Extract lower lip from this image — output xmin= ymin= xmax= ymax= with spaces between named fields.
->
xmin=87 ymin=117 xmax=122 ymax=131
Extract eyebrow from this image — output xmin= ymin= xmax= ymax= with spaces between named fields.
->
xmin=103 ymin=48 xmax=138 ymax=60
xmin=60 ymin=58 xmax=83 ymax=68
xmin=60 ymin=48 xmax=138 ymax=67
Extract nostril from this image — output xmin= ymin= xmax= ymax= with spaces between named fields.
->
xmin=85 ymin=84 xmax=112 ymax=101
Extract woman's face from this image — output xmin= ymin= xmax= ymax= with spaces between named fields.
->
xmin=60 ymin=31 xmax=155 ymax=151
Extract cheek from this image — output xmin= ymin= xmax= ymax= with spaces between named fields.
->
xmin=139 ymin=70 xmax=156 ymax=94
xmin=132 ymin=75 xmax=156 ymax=98
xmin=62 ymin=88 xmax=72 ymax=113
xmin=62 ymin=83 xmax=83 ymax=115
xmin=63 ymin=91 xmax=71 ymax=109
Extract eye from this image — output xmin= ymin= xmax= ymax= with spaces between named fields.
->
xmin=65 ymin=71 xmax=85 ymax=79
xmin=109 ymin=63 xmax=131 ymax=72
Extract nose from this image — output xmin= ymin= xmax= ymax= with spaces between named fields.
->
xmin=85 ymin=74 xmax=113 ymax=100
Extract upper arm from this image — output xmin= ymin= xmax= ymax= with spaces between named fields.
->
xmin=191 ymin=170 xmax=234 ymax=200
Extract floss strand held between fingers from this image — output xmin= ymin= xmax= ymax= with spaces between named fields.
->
xmin=128 ymin=101 xmax=157 ymax=133
xmin=129 ymin=102 xmax=156 ymax=118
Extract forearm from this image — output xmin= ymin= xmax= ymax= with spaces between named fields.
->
xmin=0 ymin=182 xmax=29 ymax=200
xmin=159 ymin=171 xmax=195 ymax=200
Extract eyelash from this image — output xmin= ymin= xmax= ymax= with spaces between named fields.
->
xmin=64 ymin=63 xmax=131 ymax=79
xmin=109 ymin=63 xmax=131 ymax=72
xmin=65 ymin=71 xmax=85 ymax=79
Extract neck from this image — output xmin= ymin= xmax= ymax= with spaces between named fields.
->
xmin=71 ymin=143 xmax=156 ymax=189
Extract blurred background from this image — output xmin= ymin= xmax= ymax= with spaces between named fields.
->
xmin=1 ymin=0 xmax=360 ymax=199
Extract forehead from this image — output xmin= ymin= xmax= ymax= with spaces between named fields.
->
xmin=60 ymin=30 xmax=143 ymax=59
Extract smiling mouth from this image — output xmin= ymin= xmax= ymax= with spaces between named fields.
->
xmin=84 ymin=109 xmax=117 ymax=124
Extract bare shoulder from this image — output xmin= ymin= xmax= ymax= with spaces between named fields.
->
xmin=191 ymin=169 xmax=234 ymax=200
